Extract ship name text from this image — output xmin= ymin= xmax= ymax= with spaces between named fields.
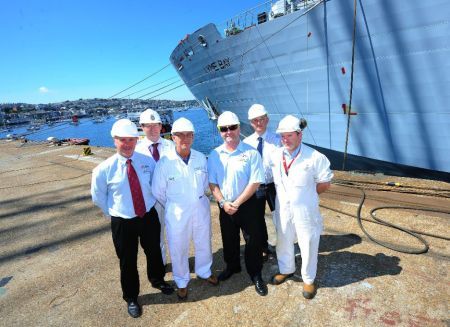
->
xmin=204 ymin=57 xmax=231 ymax=73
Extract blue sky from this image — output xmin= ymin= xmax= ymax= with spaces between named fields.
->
xmin=0 ymin=0 xmax=263 ymax=104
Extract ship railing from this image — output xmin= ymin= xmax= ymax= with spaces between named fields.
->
xmin=221 ymin=0 xmax=319 ymax=37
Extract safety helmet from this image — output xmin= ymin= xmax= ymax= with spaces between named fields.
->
xmin=111 ymin=119 xmax=139 ymax=137
xmin=217 ymin=111 xmax=240 ymax=127
xmin=276 ymin=115 xmax=302 ymax=134
xmin=139 ymin=108 xmax=161 ymax=124
xmin=248 ymin=104 xmax=268 ymax=120
xmin=171 ymin=117 xmax=195 ymax=134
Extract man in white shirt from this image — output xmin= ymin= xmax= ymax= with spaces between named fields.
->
xmin=269 ymin=115 xmax=333 ymax=300
xmin=91 ymin=119 xmax=173 ymax=319
xmin=243 ymin=104 xmax=280 ymax=258
xmin=152 ymin=117 xmax=218 ymax=301
xmin=135 ymin=108 xmax=175 ymax=265
xmin=208 ymin=111 xmax=268 ymax=296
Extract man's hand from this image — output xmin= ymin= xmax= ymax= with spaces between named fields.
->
xmin=224 ymin=202 xmax=238 ymax=215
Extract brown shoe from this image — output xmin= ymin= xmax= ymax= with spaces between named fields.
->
xmin=177 ymin=287 xmax=188 ymax=300
xmin=271 ymin=273 xmax=294 ymax=285
xmin=303 ymin=283 xmax=316 ymax=299
xmin=205 ymin=274 xmax=219 ymax=286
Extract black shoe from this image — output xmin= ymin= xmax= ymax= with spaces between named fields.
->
xmin=218 ymin=267 xmax=241 ymax=281
xmin=151 ymin=280 xmax=174 ymax=295
xmin=252 ymin=275 xmax=268 ymax=296
xmin=127 ymin=301 xmax=142 ymax=318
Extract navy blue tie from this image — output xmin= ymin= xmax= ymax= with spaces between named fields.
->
xmin=257 ymin=136 xmax=263 ymax=158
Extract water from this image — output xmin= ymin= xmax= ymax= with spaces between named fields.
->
xmin=0 ymin=107 xmax=223 ymax=155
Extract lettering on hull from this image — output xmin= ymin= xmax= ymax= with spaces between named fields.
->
xmin=204 ymin=57 xmax=231 ymax=73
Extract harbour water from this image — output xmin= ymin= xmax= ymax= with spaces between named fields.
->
xmin=0 ymin=107 xmax=223 ymax=155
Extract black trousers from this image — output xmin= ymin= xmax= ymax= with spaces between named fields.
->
xmin=219 ymin=195 xmax=264 ymax=279
xmin=111 ymin=207 xmax=165 ymax=302
xmin=254 ymin=182 xmax=276 ymax=250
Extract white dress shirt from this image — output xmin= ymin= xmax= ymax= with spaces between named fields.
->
xmin=243 ymin=130 xmax=280 ymax=184
xmin=91 ymin=151 xmax=156 ymax=218
xmin=135 ymin=136 xmax=175 ymax=161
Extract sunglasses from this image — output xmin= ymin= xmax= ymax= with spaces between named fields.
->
xmin=219 ymin=124 xmax=239 ymax=132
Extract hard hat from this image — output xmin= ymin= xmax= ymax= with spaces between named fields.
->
xmin=139 ymin=108 xmax=161 ymax=124
xmin=248 ymin=104 xmax=268 ymax=120
xmin=171 ymin=117 xmax=195 ymax=134
xmin=276 ymin=115 xmax=302 ymax=134
xmin=217 ymin=111 xmax=240 ymax=127
xmin=111 ymin=119 xmax=139 ymax=137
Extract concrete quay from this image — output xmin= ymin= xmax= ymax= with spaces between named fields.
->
xmin=0 ymin=140 xmax=448 ymax=326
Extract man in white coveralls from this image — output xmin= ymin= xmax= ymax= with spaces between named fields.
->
xmin=152 ymin=117 xmax=218 ymax=300
xmin=270 ymin=115 xmax=333 ymax=299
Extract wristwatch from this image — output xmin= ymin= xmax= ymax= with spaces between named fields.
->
xmin=219 ymin=199 xmax=226 ymax=208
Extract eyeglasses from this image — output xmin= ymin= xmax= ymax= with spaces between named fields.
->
xmin=219 ymin=124 xmax=239 ymax=132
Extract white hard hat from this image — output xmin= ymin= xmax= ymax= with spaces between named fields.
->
xmin=217 ymin=111 xmax=240 ymax=127
xmin=139 ymin=108 xmax=161 ymax=124
xmin=111 ymin=119 xmax=139 ymax=137
xmin=171 ymin=117 xmax=195 ymax=134
xmin=248 ymin=104 xmax=268 ymax=120
xmin=276 ymin=115 xmax=302 ymax=134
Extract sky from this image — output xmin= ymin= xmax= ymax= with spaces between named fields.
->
xmin=0 ymin=0 xmax=263 ymax=104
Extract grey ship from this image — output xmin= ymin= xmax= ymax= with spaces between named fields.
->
xmin=170 ymin=0 xmax=450 ymax=179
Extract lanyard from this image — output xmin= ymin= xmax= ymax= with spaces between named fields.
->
xmin=282 ymin=148 xmax=300 ymax=175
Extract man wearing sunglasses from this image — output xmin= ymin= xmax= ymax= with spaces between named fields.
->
xmin=243 ymin=104 xmax=281 ymax=260
xmin=207 ymin=111 xmax=268 ymax=296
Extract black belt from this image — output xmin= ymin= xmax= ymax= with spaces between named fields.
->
xmin=258 ymin=182 xmax=274 ymax=190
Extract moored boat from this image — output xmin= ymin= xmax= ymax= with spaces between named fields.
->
xmin=66 ymin=138 xmax=90 ymax=145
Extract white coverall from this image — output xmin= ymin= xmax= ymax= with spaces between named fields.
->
xmin=270 ymin=144 xmax=333 ymax=284
xmin=151 ymin=148 xmax=212 ymax=288
xmin=136 ymin=137 xmax=175 ymax=264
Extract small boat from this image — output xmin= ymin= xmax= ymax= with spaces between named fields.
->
xmin=27 ymin=124 xmax=41 ymax=131
xmin=65 ymin=138 xmax=90 ymax=145
xmin=70 ymin=115 xmax=79 ymax=125
xmin=93 ymin=116 xmax=105 ymax=123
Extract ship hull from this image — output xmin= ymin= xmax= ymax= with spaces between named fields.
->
xmin=170 ymin=0 xmax=450 ymax=178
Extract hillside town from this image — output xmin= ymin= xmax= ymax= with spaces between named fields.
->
xmin=0 ymin=98 xmax=198 ymax=127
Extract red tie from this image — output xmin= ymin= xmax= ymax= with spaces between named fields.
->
xmin=126 ymin=159 xmax=147 ymax=218
xmin=151 ymin=143 xmax=160 ymax=162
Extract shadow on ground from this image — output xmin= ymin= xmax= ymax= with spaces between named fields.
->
xmin=138 ymin=233 xmax=402 ymax=306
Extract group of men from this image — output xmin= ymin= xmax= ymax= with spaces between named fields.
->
xmin=91 ymin=104 xmax=333 ymax=318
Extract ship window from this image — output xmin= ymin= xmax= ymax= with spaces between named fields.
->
xmin=198 ymin=35 xmax=208 ymax=47
xmin=257 ymin=12 xmax=267 ymax=24
xmin=177 ymin=63 xmax=184 ymax=71
xmin=184 ymin=48 xmax=194 ymax=57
